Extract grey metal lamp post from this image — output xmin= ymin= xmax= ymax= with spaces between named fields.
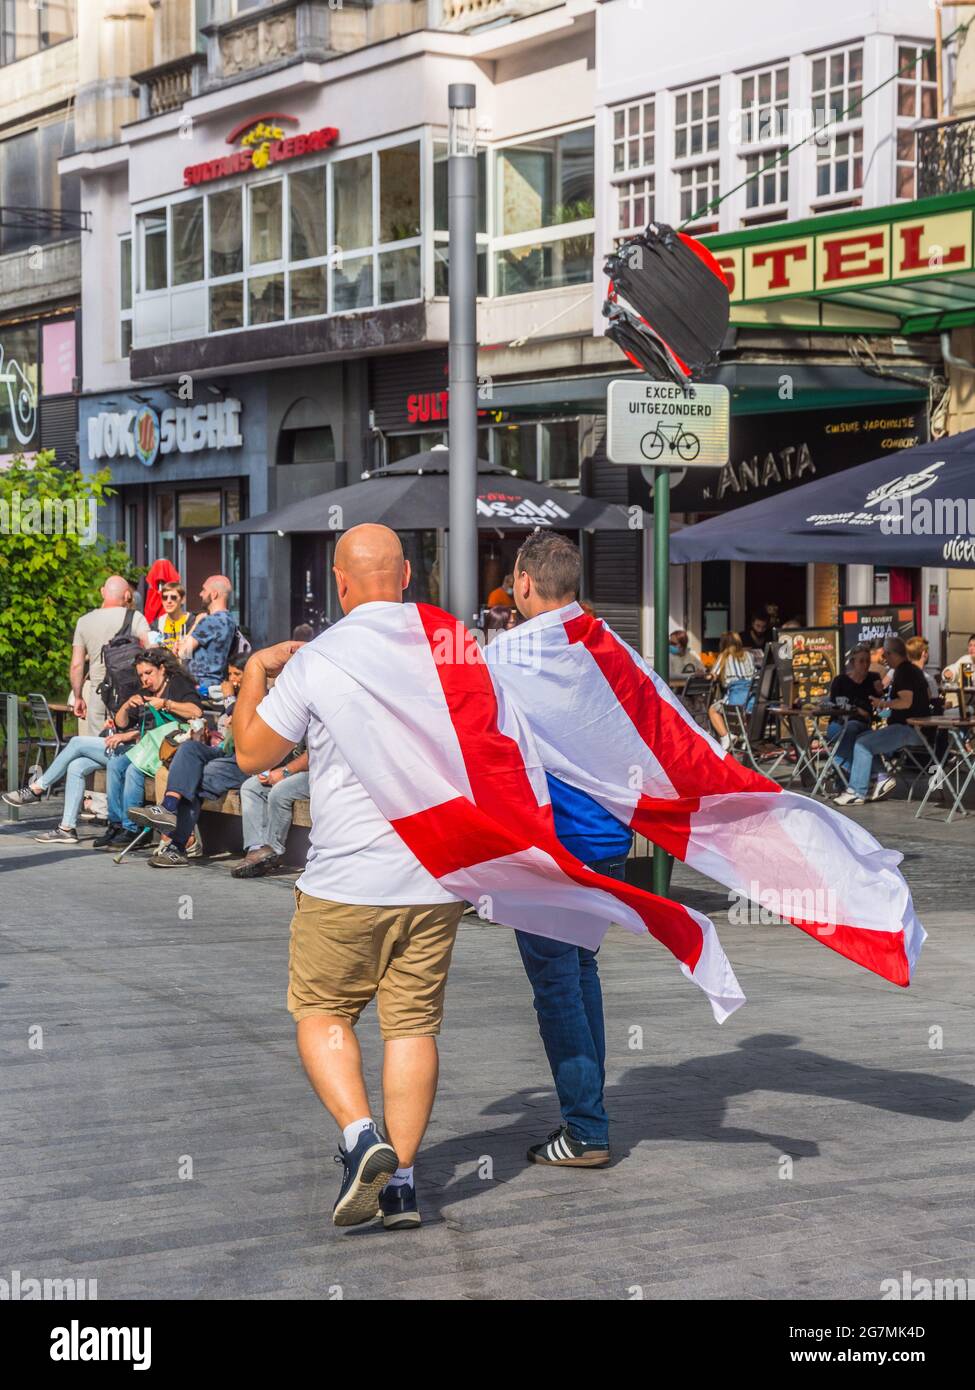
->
xmin=446 ymin=82 xmax=479 ymax=628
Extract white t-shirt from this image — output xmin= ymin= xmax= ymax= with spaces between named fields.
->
xmin=256 ymin=604 xmax=457 ymax=906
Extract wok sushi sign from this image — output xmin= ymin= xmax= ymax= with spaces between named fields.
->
xmin=87 ymin=399 xmax=243 ymax=467
xmin=704 ymin=208 xmax=975 ymax=302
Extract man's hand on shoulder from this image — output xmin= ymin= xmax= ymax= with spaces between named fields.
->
xmin=251 ymin=641 xmax=306 ymax=678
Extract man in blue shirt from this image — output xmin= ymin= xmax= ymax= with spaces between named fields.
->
xmin=507 ymin=533 xmax=633 ymax=1168
xmin=180 ymin=575 xmax=237 ymax=688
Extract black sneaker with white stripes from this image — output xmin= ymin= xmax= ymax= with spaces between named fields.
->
xmin=527 ymin=1126 xmax=610 ymax=1168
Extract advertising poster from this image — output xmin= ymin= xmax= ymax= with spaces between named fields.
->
xmin=840 ymin=604 xmax=916 ymax=658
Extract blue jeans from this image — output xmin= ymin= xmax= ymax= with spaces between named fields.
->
xmin=165 ymin=740 xmax=246 ymax=849
xmin=106 ymin=749 xmax=147 ymax=832
xmin=515 ymin=854 xmax=627 ymax=1147
xmin=848 ymin=723 xmax=926 ymax=799
xmin=825 ymin=718 xmax=871 ymax=773
xmin=36 ymin=735 xmax=109 ymax=830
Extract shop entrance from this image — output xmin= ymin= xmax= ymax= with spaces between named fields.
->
xmin=151 ymin=484 xmax=245 ymax=623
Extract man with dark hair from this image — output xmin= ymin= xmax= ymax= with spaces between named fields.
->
xmin=835 ymin=635 xmax=931 ymax=807
xmin=744 ymin=610 xmax=771 ymax=650
xmin=499 ymin=531 xmax=633 ymax=1167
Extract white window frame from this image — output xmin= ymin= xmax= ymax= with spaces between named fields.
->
xmin=673 ymin=81 xmax=721 ymax=230
xmin=894 ymin=39 xmax=939 ymax=201
xmin=130 ymin=129 xmax=427 ymax=346
xmin=810 ymin=43 xmax=865 ymax=210
xmin=735 ymin=62 xmax=790 ymax=225
xmin=491 ymin=120 xmax=596 ymax=300
xmin=610 ymin=99 xmax=656 ymax=243
xmin=118 ymin=232 xmax=133 ymax=359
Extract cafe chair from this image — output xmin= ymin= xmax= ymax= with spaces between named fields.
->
xmin=23 ymin=693 xmax=64 ymax=780
xmin=679 ymin=674 xmax=713 ymax=732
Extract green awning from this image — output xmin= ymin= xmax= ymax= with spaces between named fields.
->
xmin=701 ymin=189 xmax=975 ymax=335
xmin=485 ymin=362 xmax=929 ymax=418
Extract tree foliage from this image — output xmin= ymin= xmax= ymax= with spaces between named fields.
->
xmin=0 ymin=452 xmax=136 ymax=698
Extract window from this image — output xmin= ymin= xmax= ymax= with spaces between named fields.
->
xmin=289 ymin=166 xmax=326 ymax=261
xmin=493 ymin=127 xmax=594 ymax=294
xmin=811 ymin=45 xmax=863 ymax=126
xmin=334 ymin=154 xmax=373 ymax=251
xmin=738 ymin=63 xmax=789 ymax=145
xmin=248 ymin=181 xmax=282 ymax=265
xmin=1 ymin=1 xmax=75 ymax=67
xmin=811 ymin=45 xmax=864 ymax=206
xmin=815 ymin=129 xmax=863 ymax=198
xmin=743 ymin=152 xmax=788 ymax=215
xmin=432 ymin=141 xmax=488 ymax=296
xmin=674 ymin=83 xmax=720 ymax=229
xmin=617 ymin=176 xmax=655 ymax=236
xmin=482 ymin=419 xmax=579 ymax=483
xmin=674 ymin=82 xmax=720 ymax=160
xmin=679 ymin=161 xmax=720 ymax=226
xmin=497 ymin=127 xmax=594 ymax=235
xmin=379 ymin=143 xmax=420 ymax=242
xmin=612 ymin=101 xmax=655 ymax=173
xmin=137 ymin=210 xmax=168 ymax=291
xmin=610 ymin=100 xmax=655 ymax=243
xmin=210 ymin=279 xmax=243 ymax=333
xmin=895 ymin=43 xmax=938 ymax=199
xmin=0 ymin=115 xmax=78 ymax=254
xmin=209 ymin=189 xmax=242 ymax=276
xmin=172 ymin=198 xmax=204 ymax=284
xmin=119 ymin=235 xmax=133 ymax=357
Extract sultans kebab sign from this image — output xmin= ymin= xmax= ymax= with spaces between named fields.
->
xmin=183 ymin=113 xmax=339 ymax=188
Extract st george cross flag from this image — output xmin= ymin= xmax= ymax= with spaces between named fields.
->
xmin=486 ymin=603 xmax=926 ymax=988
xmin=308 ymin=601 xmax=745 ymax=1022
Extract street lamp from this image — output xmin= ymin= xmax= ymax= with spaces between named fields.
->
xmin=447 ymin=82 xmax=479 ymax=629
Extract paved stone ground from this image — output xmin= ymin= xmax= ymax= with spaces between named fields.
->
xmin=1 ymin=799 xmax=973 ymax=1301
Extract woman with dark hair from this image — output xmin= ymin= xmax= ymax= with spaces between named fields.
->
xmin=94 ymin=648 xmax=204 ymax=851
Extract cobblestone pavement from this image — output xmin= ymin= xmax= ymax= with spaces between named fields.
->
xmin=1 ymin=799 xmax=973 ymax=1300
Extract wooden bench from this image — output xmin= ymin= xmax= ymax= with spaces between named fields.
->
xmin=90 ymin=767 xmax=311 ymax=862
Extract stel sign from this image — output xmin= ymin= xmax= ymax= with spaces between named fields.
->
xmin=184 ymin=113 xmax=339 ymax=188
xmin=705 ymin=208 xmax=975 ymax=304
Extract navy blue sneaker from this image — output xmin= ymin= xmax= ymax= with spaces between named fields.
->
xmin=379 ymin=1180 xmax=421 ymax=1230
xmin=528 ymin=1126 xmax=610 ymax=1167
xmin=332 ymin=1125 xmax=398 ymax=1227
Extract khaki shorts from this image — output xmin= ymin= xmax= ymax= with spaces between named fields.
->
xmin=287 ymin=889 xmax=464 ymax=1039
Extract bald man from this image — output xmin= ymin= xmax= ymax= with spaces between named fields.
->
xmin=179 ymin=574 xmax=236 ymax=688
xmin=71 ymin=576 xmax=149 ymax=734
xmin=234 ymin=525 xmax=465 ymax=1231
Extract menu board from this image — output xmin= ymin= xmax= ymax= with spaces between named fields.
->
xmin=840 ymin=605 xmax=916 ymax=660
xmin=777 ymin=628 xmax=841 ymax=706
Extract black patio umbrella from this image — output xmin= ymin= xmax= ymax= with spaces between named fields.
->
xmin=670 ymin=430 xmax=975 ymax=568
xmin=198 ymin=448 xmax=639 ymax=537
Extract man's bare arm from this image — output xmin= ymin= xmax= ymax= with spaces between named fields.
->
xmin=233 ymin=641 xmax=303 ymax=774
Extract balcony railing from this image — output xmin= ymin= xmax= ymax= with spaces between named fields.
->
xmin=916 ymin=115 xmax=975 ymax=199
xmin=132 ymin=54 xmax=207 ymax=119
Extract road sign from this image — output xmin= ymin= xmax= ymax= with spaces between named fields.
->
xmin=606 ymin=379 xmax=730 ymax=467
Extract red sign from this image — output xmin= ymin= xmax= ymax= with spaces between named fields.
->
xmin=406 ymin=391 xmax=449 ymax=424
xmin=183 ymin=112 xmax=339 ymax=188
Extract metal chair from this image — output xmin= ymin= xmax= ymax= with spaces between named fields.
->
xmin=23 ymin=693 xmax=63 ymax=780
xmin=679 ymin=674 xmax=713 ymax=731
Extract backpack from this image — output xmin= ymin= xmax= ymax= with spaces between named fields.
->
xmin=96 ymin=609 xmax=144 ymax=715
xmin=230 ymin=624 xmax=252 ymax=660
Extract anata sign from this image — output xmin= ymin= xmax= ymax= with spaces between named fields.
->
xmin=705 ymin=208 xmax=974 ymax=303
xmin=183 ymin=113 xmax=339 ymax=188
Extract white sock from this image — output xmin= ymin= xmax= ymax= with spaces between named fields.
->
xmin=387 ymin=1166 xmax=414 ymax=1189
xmin=720 ymin=733 xmax=731 ymax=750
xmin=342 ymin=1117 xmax=375 ymax=1151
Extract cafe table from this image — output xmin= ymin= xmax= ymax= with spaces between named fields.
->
xmin=766 ymin=703 xmax=860 ymax=797
xmin=907 ymin=716 xmax=975 ymax=823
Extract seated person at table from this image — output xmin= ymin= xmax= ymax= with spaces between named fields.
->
xmin=232 ymin=748 xmax=310 ymax=878
xmin=906 ymin=636 xmax=942 ymax=711
xmin=707 ymin=632 xmax=755 ymax=751
xmin=834 ymin=636 xmax=931 ymax=807
xmin=220 ymin=651 xmax=250 ymax=708
xmin=3 ymin=726 xmax=113 ymax=844
xmin=131 ymin=723 xmax=247 ymax=868
xmin=943 ymin=632 xmax=975 ymax=685
xmin=870 ymin=642 xmax=889 ymax=684
xmin=93 ymin=649 xmax=204 ymax=850
xmin=826 ymin=645 xmax=883 ymax=777
xmin=669 ymin=629 xmax=705 ymax=679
